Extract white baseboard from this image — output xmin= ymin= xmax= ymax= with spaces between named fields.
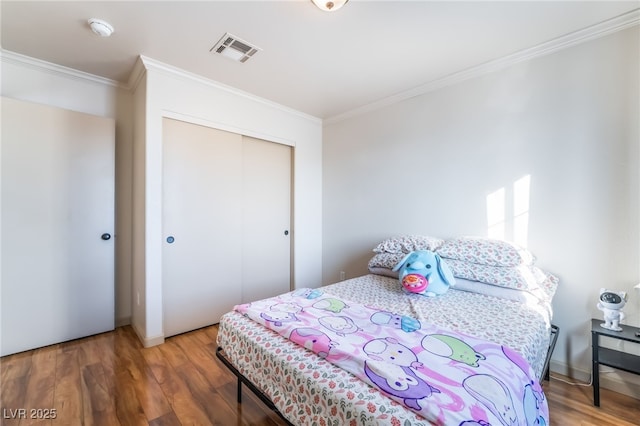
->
xmin=550 ymin=360 xmax=640 ymax=400
xmin=131 ymin=322 xmax=165 ymax=348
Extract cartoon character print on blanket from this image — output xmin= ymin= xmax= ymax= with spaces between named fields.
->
xmin=235 ymin=289 xmax=548 ymax=425
xmin=288 ymin=327 xmax=335 ymax=358
xmin=370 ymin=310 xmax=422 ymax=333
xmin=421 ymin=334 xmax=486 ymax=367
xmin=363 ymin=337 xmax=441 ymax=411
xmin=259 ymin=302 xmax=302 ymax=326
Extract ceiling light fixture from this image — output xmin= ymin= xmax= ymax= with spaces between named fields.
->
xmin=311 ymin=0 xmax=349 ymax=12
xmin=88 ymin=18 xmax=114 ymax=37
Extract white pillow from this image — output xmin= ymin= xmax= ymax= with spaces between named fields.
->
xmin=446 ymin=259 xmax=543 ymax=291
xmin=453 ymin=277 xmax=551 ymax=304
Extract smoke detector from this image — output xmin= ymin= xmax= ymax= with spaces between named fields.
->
xmin=210 ymin=33 xmax=261 ymax=63
xmin=88 ymin=18 xmax=113 ymax=37
xmin=88 ymin=18 xmax=114 ymax=37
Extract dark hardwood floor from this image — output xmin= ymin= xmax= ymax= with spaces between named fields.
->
xmin=1 ymin=324 xmax=638 ymax=425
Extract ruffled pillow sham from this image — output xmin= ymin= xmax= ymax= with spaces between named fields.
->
xmin=436 ymin=236 xmax=535 ymax=267
xmin=367 ymin=252 xmax=404 ymax=278
xmin=373 ymin=235 xmax=444 ymax=254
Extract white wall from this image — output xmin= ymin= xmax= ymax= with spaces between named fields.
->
xmin=323 ymin=27 xmax=640 ymax=394
xmin=131 ymin=57 xmax=323 ymax=344
xmin=1 ymin=51 xmax=134 ymax=327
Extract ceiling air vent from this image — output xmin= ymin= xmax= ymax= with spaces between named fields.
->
xmin=210 ymin=32 xmax=261 ymax=63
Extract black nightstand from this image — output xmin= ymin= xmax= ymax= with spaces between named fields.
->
xmin=591 ymin=318 xmax=640 ymax=406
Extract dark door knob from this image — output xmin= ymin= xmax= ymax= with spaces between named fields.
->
xmin=284 ymin=230 xmax=289 ymax=236
xmin=101 ymin=233 xmax=111 ymax=241
xmin=167 ymin=236 xmax=175 ymax=244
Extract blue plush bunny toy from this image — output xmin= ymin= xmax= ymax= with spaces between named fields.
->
xmin=392 ymin=250 xmax=455 ymax=297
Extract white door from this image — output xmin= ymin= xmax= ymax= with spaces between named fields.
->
xmin=162 ymin=118 xmax=243 ymax=337
xmin=242 ymin=136 xmax=291 ymax=302
xmin=1 ymin=97 xmax=115 ymax=356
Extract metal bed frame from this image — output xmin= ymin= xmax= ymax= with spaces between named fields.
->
xmin=216 ymin=346 xmax=294 ymax=425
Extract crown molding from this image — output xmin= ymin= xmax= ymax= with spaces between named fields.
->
xmin=138 ymin=55 xmax=322 ymax=124
xmin=126 ymin=56 xmax=147 ymax=92
xmin=0 ymin=49 xmax=123 ymax=89
xmin=325 ymin=8 xmax=640 ymax=124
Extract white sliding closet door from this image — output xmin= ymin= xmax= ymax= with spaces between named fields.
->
xmin=242 ymin=136 xmax=291 ymax=302
xmin=1 ymin=97 xmax=115 ymax=356
xmin=163 ymin=118 xmax=243 ymax=337
xmin=162 ymin=119 xmax=292 ymax=337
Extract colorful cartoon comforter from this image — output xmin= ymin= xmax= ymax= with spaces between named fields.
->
xmin=234 ymin=288 xmax=548 ymax=425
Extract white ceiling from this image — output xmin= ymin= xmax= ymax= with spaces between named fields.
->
xmin=1 ymin=1 xmax=638 ymax=119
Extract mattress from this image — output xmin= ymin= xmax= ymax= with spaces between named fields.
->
xmin=217 ymin=274 xmax=553 ymax=425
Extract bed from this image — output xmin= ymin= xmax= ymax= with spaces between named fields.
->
xmin=216 ymin=236 xmax=559 ymax=425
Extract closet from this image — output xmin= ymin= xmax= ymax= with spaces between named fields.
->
xmin=1 ymin=97 xmax=115 ymax=356
xmin=162 ymin=118 xmax=291 ymax=337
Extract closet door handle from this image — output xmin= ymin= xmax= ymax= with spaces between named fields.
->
xmin=101 ymin=233 xmax=111 ymax=241
xmin=167 ymin=236 xmax=175 ymax=244
xmin=284 ymin=230 xmax=289 ymax=236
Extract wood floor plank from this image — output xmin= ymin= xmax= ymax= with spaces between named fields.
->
xmin=174 ymin=362 xmax=238 ymax=425
xmin=130 ymin=368 xmax=173 ymax=421
xmin=77 ymin=335 xmax=110 ymax=369
xmin=112 ymin=330 xmax=172 ymax=421
xmin=140 ymin=346 xmax=213 ymax=426
xmin=190 ymin=327 xmax=217 ymax=348
xmin=157 ymin=339 xmax=190 ymax=371
xmin=0 ymin=377 xmax=28 ymax=426
xmin=139 ymin=347 xmax=170 ymax=387
xmin=172 ymin=333 xmax=234 ymax=390
xmin=18 ymin=419 xmax=52 ymax=426
xmin=0 ymin=351 xmax=32 ymax=383
xmin=107 ymin=370 xmax=146 ymax=426
xmin=91 ymin=329 xmax=118 ymax=383
xmin=155 ymin=370 xmax=214 ymax=425
xmin=81 ymin=363 xmax=116 ymax=416
xmin=21 ymin=347 xmax=57 ymax=426
xmin=1 ymin=324 xmax=638 ymax=426
xmin=52 ymin=348 xmax=83 ymax=425
xmin=147 ymin=411 xmax=182 ymax=426
xmin=200 ymin=325 xmax=220 ymax=344
xmin=545 ymin=375 xmax=640 ymax=426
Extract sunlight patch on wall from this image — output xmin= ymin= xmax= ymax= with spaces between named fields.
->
xmin=486 ymin=174 xmax=531 ymax=247
xmin=513 ymin=175 xmax=530 ymax=247
xmin=486 ymin=188 xmax=505 ymax=240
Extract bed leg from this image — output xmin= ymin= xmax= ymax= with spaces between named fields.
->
xmin=237 ymin=377 xmax=242 ymax=403
xmin=541 ymin=324 xmax=559 ymax=382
